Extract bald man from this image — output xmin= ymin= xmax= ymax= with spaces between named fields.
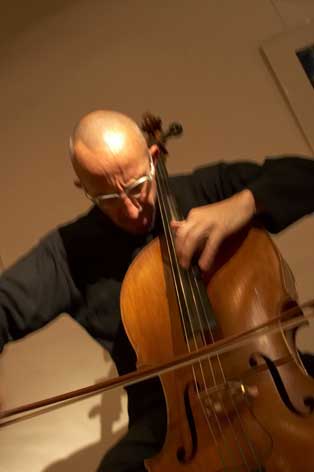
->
xmin=0 ymin=110 xmax=314 ymax=471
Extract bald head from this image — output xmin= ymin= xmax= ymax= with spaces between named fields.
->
xmin=69 ymin=110 xmax=151 ymax=194
xmin=71 ymin=109 xmax=146 ymax=163
xmin=69 ymin=110 xmax=158 ymax=234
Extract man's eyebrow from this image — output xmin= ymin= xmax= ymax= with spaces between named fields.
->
xmin=95 ymin=164 xmax=149 ymax=197
xmin=121 ymin=159 xmax=150 ymax=188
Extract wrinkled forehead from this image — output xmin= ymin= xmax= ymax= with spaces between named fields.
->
xmin=106 ymin=146 xmax=150 ymax=182
xmin=73 ymin=140 xmax=150 ymax=191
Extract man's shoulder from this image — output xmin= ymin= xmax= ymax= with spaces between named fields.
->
xmin=57 ymin=206 xmax=110 ymax=242
xmin=168 ymin=162 xmax=226 ymax=213
xmin=169 ymin=161 xmax=226 ymax=186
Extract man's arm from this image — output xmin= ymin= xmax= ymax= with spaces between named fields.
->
xmin=0 ymin=231 xmax=79 ymax=352
xmin=171 ymin=188 xmax=257 ymax=270
xmin=224 ymin=155 xmax=314 ymax=233
xmin=172 ymin=155 xmax=314 ymax=270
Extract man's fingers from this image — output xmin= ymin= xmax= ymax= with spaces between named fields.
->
xmin=171 ymin=214 xmax=222 ymax=271
xmin=198 ymin=232 xmax=220 ymax=272
xmin=170 ymin=219 xmax=184 ymax=230
xmin=176 ymin=229 xmax=196 ymax=269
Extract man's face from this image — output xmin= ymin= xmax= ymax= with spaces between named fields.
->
xmin=81 ymin=149 xmax=158 ymax=235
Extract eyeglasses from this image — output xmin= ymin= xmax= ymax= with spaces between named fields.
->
xmin=84 ymin=153 xmax=155 ymax=207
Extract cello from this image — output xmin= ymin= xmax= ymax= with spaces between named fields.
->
xmin=120 ymin=113 xmax=314 ymax=471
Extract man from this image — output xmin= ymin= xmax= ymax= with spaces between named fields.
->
xmin=0 ymin=110 xmax=313 ymax=471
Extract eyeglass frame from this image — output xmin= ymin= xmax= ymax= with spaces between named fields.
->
xmin=83 ymin=152 xmax=155 ymax=206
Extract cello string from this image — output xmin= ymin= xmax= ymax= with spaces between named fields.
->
xmin=188 ymin=267 xmax=260 ymax=469
xmin=156 ymin=160 xmax=259 ymax=468
xmin=193 ymin=369 xmax=253 ymax=470
xmin=158 ymin=166 xmax=253 ymax=460
xmin=156 ymin=165 xmax=222 ymax=391
xmin=156 ymin=161 xmax=253 ymax=469
xmin=226 ymin=385 xmax=268 ymax=468
xmin=190 ymin=262 xmax=263 ymax=468
xmin=155 ymin=166 xmax=236 ymax=466
xmin=157 ymin=159 xmax=264 ymax=469
xmin=176 ymin=267 xmax=240 ymax=455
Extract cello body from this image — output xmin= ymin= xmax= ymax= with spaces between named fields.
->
xmin=121 ymin=225 xmax=314 ymax=472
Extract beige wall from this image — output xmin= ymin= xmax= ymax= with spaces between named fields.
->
xmin=0 ymin=1 xmax=313 ymax=470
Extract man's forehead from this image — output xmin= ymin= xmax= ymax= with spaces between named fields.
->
xmin=83 ymin=149 xmax=148 ymax=187
xmin=75 ymin=136 xmax=147 ymax=162
xmin=109 ymin=149 xmax=150 ymax=183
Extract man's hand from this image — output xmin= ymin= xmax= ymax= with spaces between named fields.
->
xmin=170 ymin=189 xmax=256 ymax=271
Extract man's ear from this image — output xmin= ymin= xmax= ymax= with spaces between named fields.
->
xmin=149 ymin=144 xmax=160 ymax=165
xmin=73 ymin=179 xmax=82 ymax=188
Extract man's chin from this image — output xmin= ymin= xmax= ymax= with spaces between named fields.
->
xmin=125 ymin=221 xmax=152 ymax=235
xmin=115 ymin=209 xmax=156 ymax=235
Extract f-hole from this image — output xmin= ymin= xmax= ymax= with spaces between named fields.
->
xmin=249 ymin=354 xmax=314 ymax=416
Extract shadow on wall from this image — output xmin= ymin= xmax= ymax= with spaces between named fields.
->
xmin=43 ymin=363 xmax=127 ymax=472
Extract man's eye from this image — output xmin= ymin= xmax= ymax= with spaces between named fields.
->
xmin=128 ymin=182 xmax=146 ymax=197
xmin=98 ymin=197 xmax=119 ymax=207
